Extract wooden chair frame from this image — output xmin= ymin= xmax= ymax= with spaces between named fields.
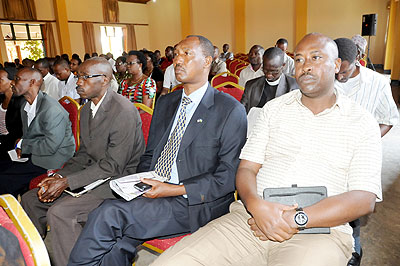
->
xmin=214 ymin=81 xmax=245 ymax=91
xmin=59 ymin=96 xmax=81 ymax=151
xmin=170 ymin=84 xmax=184 ymax=93
xmin=0 ymin=194 xmax=51 ymax=266
xmin=211 ymin=72 xmax=239 ymax=87
xmin=134 ymin=103 xmax=154 ymax=115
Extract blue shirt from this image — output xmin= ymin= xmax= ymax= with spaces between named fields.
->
xmin=168 ymin=81 xmax=209 ymax=185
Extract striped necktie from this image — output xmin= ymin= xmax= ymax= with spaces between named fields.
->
xmin=154 ymin=96 xmax=192 ymax=180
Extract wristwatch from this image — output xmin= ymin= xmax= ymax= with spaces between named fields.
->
xmin=294 ymin=207 xmax=308 ymax=230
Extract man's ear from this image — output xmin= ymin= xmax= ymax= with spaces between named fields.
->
xmin=204 ymin=55 xmax=212 ymax=69
xmin=334 ymin=58 xmax=342 ymax=74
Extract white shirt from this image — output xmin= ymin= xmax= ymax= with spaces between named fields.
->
xmin=163 ymin=64 xmax=180 ymax=90
xmin=240 ymin=89 xmax=382 ymax=235
xmin=239 ymin=64 xmax=264 ymax=88
xmin=108 ymin=58 xmax=116 ymax=72
xmin=17 ymin=94 xmax=39 ymax=149
xmin=58 ymin=72 xmax=80 ymax=100
xmin=335 ymin=66 xmax=399 ymax=126
xmin=283 ymin=53 xmax=295 ymax=77
xmin=219 ymin=52 xmax=234 ymax=62
xmin=90 ymin=90 xmax=108 ymax=118
xmin=42 ymin=73 xmax=60 ymax=99
xmin=0 ymin=105 xmax=8 ymax=135
xmin=168 ymin=81 xmax=208 ymax=185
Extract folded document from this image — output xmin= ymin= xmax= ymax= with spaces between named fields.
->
xmin=110 ymin=171 xmax=165 ymax=201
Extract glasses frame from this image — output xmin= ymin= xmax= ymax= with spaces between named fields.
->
xmin=75 ymin=74 xmax=106 ymax=81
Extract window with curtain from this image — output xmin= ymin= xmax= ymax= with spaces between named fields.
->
xmin=1 ymin=23 xmax=45 ymax=62
xmin=100 ymin=26 xmax=124 ymax=57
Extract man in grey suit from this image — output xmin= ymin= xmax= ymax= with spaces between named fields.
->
xmin=0 ymin=67 xmax=75 ymax=196
xmin=240 ymin=47 xmax=299 ymax=113
xmin=21 ymin=57 xmax=145 ymax=266
xmin=68 ymin=35 xmax=247 ymax=266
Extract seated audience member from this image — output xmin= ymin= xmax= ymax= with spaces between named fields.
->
xmin=91 ymin=52 xmax=98 ymax=57
xmin=84 ymin=53 xmax=91 ymax=61
xmin=70 ymin=57 xmax=82 ymax=75
xmin=106 ymin=52 xmax=116 ymax=72
xmin=53 ymin=59 xmax=81 ymax=103
xmin=34 ymin=58 xmax=59 ymax=99
xmin=47 ymin=57 xmax=56 ymax=74
xmin=151 ymin=33 xmax=382 ymax=266
xmin=160 ymin=46 xmax=174 ymax=72
xmin=219 ymin=43 xmax=234 ymax=62
xmin=68 ymin=35 xmax=247 ymax=266
xmin=209 ymin=46 xmax=227 ymax=80
xmin=276 ymin=38 xmax=295 ymax=76
xmin=0 ymin=67 xmax=25 ymax=160
xmin=0 ymin=226 xmax=27 ymax=266
xmin=143 ymin=50 xmax=164 ymax=95
xmin=22 ymin=58 xmax=34 ymax=68
xmin=61 ymin=53 xmax=70 ymax=64
xmin=0 ymin=68 xmax=75 ymax=197
xmin=115 ymin=56 xmax=130 ymax=86
xmin=154 ymin=49 xmax=162 ymax=65
xmin=239 ymin=45 xmax=265 ymax=87
xmin=14 ymin=58 xmax=22 ymax=69
xmin=21 ymin=57 xmax=145 ymax=266
xmin=120 ymin=50 xmax=156 ymax=109
xmin=351 ymin=35 xmax=367 ymax=65
xmin=162 ymin=46 xmax=180 ymax=95
xmin=241 ymin=47 xmax=299 ymax=113
xmin=334 ymin=37 xmax=399 ymax=266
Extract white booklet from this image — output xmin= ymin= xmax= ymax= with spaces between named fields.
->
xmin=64 ymin=177 xmax=112 ymax=198
xmin=8 ymin=149 xmax=29 ymax=162
xmin=110 ymin=171 xmax=165 ymax=201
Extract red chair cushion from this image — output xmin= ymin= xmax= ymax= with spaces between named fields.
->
xmin=0 ymin=208 xmax=34 ymax=266
xmin=140 ymin=112 xmax=153 ymax=145
xmin=144 ymin=234 xmax=190 ymax=251
xmin=59 ymin=100 xmax=79 ymax=151
xmin=212 ymin=75 xmax=239 ymax=88
xmin=29 ymin=173 xmax=48 ymax=190
xmin=217 ymin=87 xmax=244 ymax=102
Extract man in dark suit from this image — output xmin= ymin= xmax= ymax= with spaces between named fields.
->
xmin=240 ymin=47 xmax=299 ymax=113
xmin=21 ymin=57 xmax=145 ymax=266
xmin=68 ymin=35 xmax=247 ymax=266
xmin=0 ymin=67 xmax=75 ymax=196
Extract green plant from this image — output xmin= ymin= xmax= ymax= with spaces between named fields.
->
xmin=21 ymin=40 xmax=44 ymax=61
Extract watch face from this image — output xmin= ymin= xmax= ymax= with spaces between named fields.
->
xmin=294 ymin=211 xmax=308 ymax=226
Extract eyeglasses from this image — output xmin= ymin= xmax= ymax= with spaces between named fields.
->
xmin=126 ymin=61 xmax=140 ymax=66
xmin=116 ymin=62 xmax=126 ymax=66
xmin=74 ymin=74 xmax=106 ymax=80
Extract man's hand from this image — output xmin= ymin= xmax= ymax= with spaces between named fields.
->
xmin=16 ymin=148 xmax=22 ymax=159
xmin=141 ymin=178 xmax=186 ymax=198
xmin=246 ymin=198 xmax=298 ymax=242
xmin=37 ymin=175 xmax=69 ymax=203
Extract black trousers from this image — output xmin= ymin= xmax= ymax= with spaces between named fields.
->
xmin=68 ymin=196 xmax=191 ymax=266
xmin=0 ymin=158 xmax=46 ymax=197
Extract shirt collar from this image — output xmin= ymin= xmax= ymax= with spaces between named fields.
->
xmin=181 ymin=81 xmax=208 ymax=106
xmin=90 ymin=90 xmax=108 ymax=118
xmin=24 ymin=94 xmax=38 ymax=115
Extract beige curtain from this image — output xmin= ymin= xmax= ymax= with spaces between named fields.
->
xmin=82 ymin=22 xmax=97 ymax=55
xmin=102 ymin=0 xmax=119 ymax=23
xmin=42 ymin=23 xmax=57 ymax=57
xmin=127 ymin=24 xmax=137 ymax=51
xmin=2 ymin=0 xmax=37 ymax=20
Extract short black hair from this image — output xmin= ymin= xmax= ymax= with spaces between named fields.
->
xmin=263 ymin=47 xmax=285 ymax=66
xmin=35 ymin=58 xmax=50 ymax=69
xmin=61 ymin=53 xmax=70 ymax=63
xmin=165 ymin=46 xmax=174 ymax=52
xmin=276 ymin=38 xmax=288 ymax=45
xmin=72 ymin=53 xmax=80 ymax=60
xmin=54 ymin=58 xmax=70 ymax=69
xmin=71 ymin=57 xmax=82 ymax=65
xmin=128 ymin=50 xmax=147 ymax=72
xmin=186 ymin=35 xmax=214 ymax=58
xmin=84 ymin=53 xmax=91 ymax=61
xmin=142 ymin=50 xmax=159 ymax=67
xmin=3 ymin=66 xmax=17 ymax=80
xmin=116 ymin=56 xmax=126 ymax=63
xmin=334 ymin=38 xmax=358 ymax=63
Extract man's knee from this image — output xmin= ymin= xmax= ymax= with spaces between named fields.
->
xmin=21 ymin=188 xmax=39 ymax=211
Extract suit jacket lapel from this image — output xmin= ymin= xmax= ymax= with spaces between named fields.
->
xmin=275 ymin=74 xmax=288 ymax=97
xmin=179 ymin=85 xmax=214 ymax=152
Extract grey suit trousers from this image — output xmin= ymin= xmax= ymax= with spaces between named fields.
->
xmin=21 ymin=189 xmax=104 ymax=266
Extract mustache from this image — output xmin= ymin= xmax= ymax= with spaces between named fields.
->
xmin=299 ymin=72 xmax=315 ymax=79
xmin=174 ymin=64 xmax=184 ymax=71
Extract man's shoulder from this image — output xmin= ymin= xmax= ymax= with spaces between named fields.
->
xmin=245 ymin=76 xmax=264 ymax=87
xmin=360 ymin=66 xmax=387 ymax=84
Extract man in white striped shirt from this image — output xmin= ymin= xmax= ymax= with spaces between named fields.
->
xmin=151 ymin=33 xmax=382 ymax=266
xmin=335 ymin=38 xmax=399 ymax=137
xmin=334 ymin=37 xmax=399 ymax=266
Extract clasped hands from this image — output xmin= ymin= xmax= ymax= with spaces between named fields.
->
xmin=37 ymin=174 xmax=69 ymax=203
xmin=246 ymin=198 xmax=299 ymax=242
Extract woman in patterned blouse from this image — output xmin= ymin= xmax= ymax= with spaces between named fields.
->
xmin=120 ymin=50 xmax=156 ymax=110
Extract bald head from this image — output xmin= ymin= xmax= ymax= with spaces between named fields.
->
xmin=11 ymin=67 xmax=43 ymax=103
xmin=81 ymin=57 xmax=113 ymax=80
xmin=20 ymin=67 xmax=43 ymax=88
xmin=296 ymin=33 xmax=338 ymax=60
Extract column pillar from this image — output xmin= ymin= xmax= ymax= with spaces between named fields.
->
xmin=391 ymin=1 xmax=400 ymax=81
xmin=384 ymin=0 xmax=397 ymax=72
xmin=180 ymin=0 xmax=192 ymax=39
xmin=295 ymin=0 xmax=308 ymax=46
xmin=53 ymin=0 xmax=72 ymax=55
xmin=233 ymin=0 xmax=246 ymax=54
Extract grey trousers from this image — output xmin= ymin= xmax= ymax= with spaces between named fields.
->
xmin=21 ymin=189 xmax=104 ymax=266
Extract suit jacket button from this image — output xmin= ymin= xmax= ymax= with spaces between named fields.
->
xmin=88 ymin=159 xmax=92 ymax=163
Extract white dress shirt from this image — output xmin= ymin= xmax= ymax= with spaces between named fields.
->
xmin=58 ymin=72 xmax=80 ymax=100
xmin=283 ymin=53 xmax=295 ymax=77
xmin=42 ymin=73 xmax=60 ymax=99
xmin=90 ymin=90 xmax=108 ymax=118
xmin=17 ymin=94 xmax=39 ymax=149
xmin=163 ymin=64 xmax=180 ymax=90
xmin=239 ymin=64 xmax=264 ymax=88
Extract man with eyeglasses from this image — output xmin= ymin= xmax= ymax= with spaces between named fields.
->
xmin=241 ymin=47 xmax=299 ymax=113
xmin=21 ymin=57 xmax=146 ymax=266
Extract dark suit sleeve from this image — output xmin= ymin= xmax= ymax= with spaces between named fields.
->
xmin=64 ymin=109 xmax=145 ymax=190
xmin=21 ymin=110 xmax=70 ymax=156
xmin=240 ymin=83 xmax=251 ymax=113
xmin=184 ymin=103 xmax=247 ymax=205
